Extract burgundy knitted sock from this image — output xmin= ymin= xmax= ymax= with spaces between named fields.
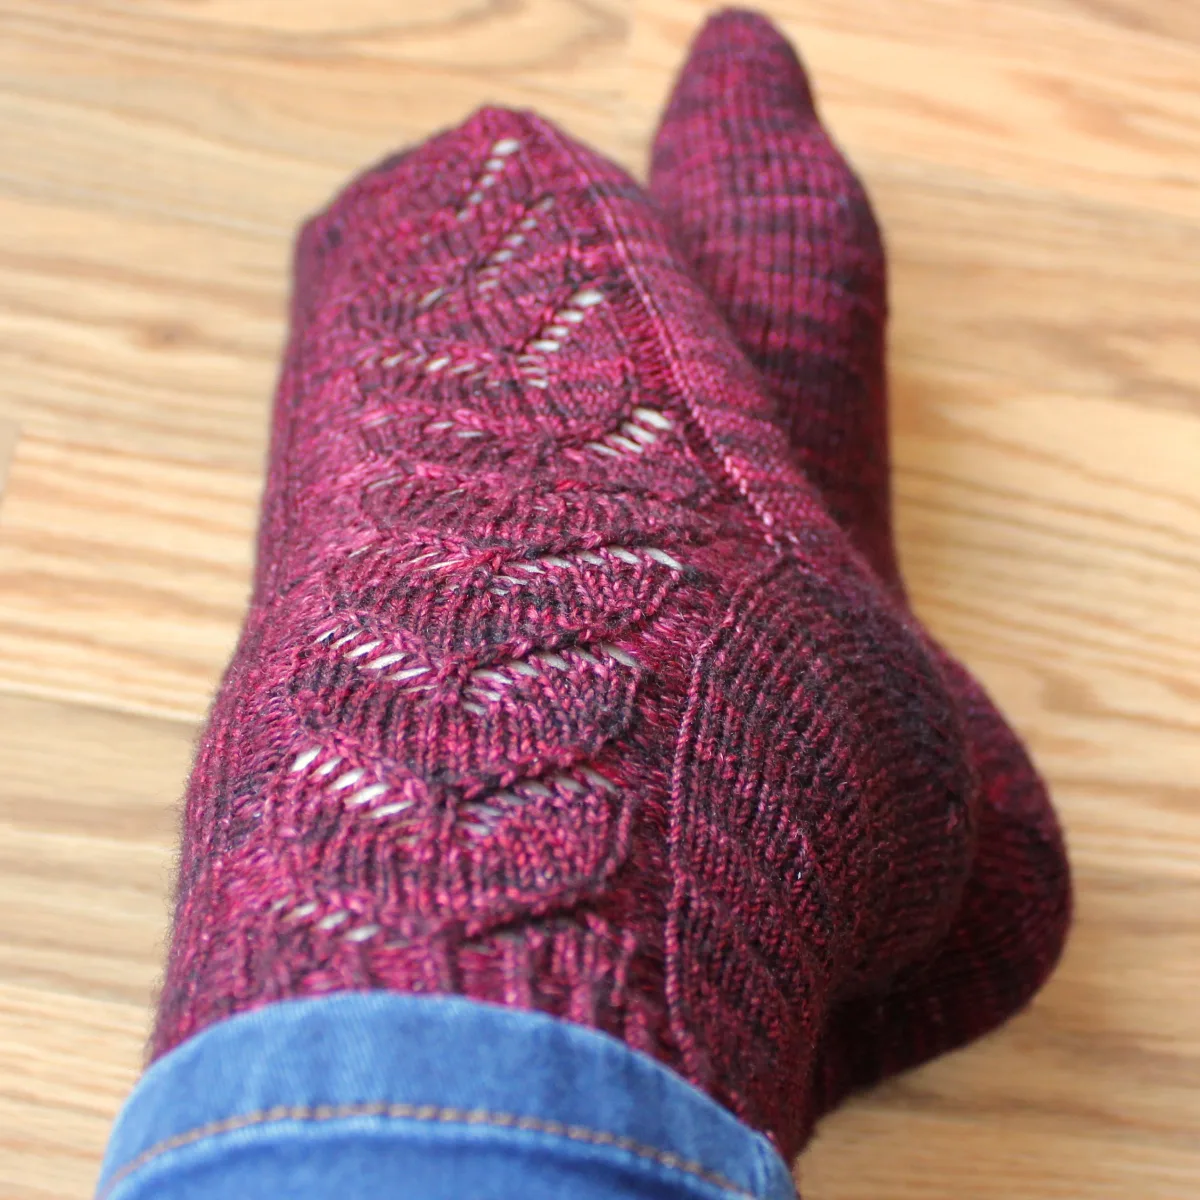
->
xmin=649 ymin=8 xmax=1071 ymax=1109
xmin=153 ymin=106 xmax=987 ymax=1159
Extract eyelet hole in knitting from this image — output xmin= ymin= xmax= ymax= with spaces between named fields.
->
xmin=286 ymin=559 xmax=644 ymax=917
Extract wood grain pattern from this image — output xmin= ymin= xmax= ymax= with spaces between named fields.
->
xmin=0 ymin=435 xmax=257 ymax=719
xmin=1 ymin=1 xmax=1197 ymax=1196
xmin=628 ymin=0 xmax=1200 ymax=218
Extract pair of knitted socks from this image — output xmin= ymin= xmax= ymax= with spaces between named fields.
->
xmin=152 ymin=9 xmax=1069 ymax=1161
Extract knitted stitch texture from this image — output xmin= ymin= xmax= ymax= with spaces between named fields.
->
xmin=649 ymin=8 xmax=1071 ymax=1112
xmin=152 ymin=106 xmax=987 ymax=1159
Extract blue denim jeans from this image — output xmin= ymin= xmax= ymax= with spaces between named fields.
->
xmin=97 ymin=994 xmax=797 ymax=1199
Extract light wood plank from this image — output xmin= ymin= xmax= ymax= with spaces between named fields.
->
xmin=876 ymin=168 xmax=1200 ymax=417
xmin=0 ymin=0 xmax=633 ymax=234
xmin=0 ymin=435 xmax=256 ymax=720
xmin=0 ymin=693 xmax=190 ymax=1198
xmin=627 ymin=0 xmax=1200 ymax=221
xmin=0 ymin=418 xmax=18 ymax=504
xmin=803 ymin=1101 xmax=1200 ymax=1199
xmin=0 ymin=191 xmax=283 ymax=471
xmin=0 ymin=692 xmax=190 ymax=1002
xmin=998 ymin=0 xmax=1200 ymax=48
xmin=0 ymin=983 xmax=147 ymax=1200
xmin=1 ymin=0 xmax=1197 ymax=1196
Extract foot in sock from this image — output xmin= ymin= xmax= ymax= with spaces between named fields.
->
xmin=649 ymin=7 xmax=1071 ymax=1111
xmin=153 ymin=106 xmax=991 ymax=1160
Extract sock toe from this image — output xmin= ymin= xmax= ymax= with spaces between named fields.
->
xmin=653 ymin=8 xmax=817 ymax=143
xmin=649 ymin=9 xmax=896 ymax=584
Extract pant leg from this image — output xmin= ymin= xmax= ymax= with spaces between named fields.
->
xmin=97 ymin=994 xmax=797 ymax=1200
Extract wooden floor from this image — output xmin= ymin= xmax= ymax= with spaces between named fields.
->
xmin=2 ymin=2 xmax=1198 ymax=1196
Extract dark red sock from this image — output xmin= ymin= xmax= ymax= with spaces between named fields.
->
xmin=154 ymin=106 xmax=986 ymax=1159
xmin=649 ymin=8 xmax=1071 ymax=1110
xmin=649 ymin=8 xmax=895 ymax=586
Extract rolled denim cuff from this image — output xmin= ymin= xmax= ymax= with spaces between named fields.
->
xmin=97 ymin=994 xmax=797 ymax=1200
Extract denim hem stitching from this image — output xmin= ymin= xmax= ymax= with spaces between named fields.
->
xmin=99 ymin=1101 xmax=759 ymax=1199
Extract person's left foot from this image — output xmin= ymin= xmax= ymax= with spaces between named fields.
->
xmin=649 ymin=7 xmax=1071 ymax=1112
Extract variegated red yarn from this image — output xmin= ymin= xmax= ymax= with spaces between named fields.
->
xmin=153 ymin=46 xmax=1068 ymax=1160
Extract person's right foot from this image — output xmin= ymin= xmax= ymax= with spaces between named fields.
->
xmin=151 ymin=104 xmax=995 ymax=1161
